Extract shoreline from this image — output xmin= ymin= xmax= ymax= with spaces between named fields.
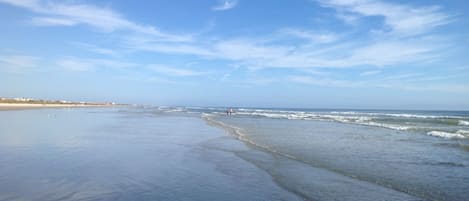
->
xmin=0 ymin=103 xmax=119 ymax=111
xmin=202 ymin=114 xmax=425 ymax=201
xmin=0 ymin=108 xmax=304 ymax=201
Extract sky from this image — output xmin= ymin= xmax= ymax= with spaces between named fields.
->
xmin=0 ymin=0 xmax=468 ymax=110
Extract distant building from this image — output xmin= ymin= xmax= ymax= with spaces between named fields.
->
xmin=13 ymin=97 xmax=31 ymax=102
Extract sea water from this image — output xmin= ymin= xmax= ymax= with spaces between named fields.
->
xmin=0 ymin=108 xmax=302 ymax=201
xmin=1 ymin=106 xmax=468 ymax=201
xmin=182 ymin=107 xmax=469 ymax=201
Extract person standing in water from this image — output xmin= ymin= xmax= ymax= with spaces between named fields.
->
xmin=226 ymin=108 xmax=234 ymax=115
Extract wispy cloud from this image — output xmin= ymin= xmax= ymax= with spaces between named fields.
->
xmin=0 ymin=55 xmax=38 ymax=68
xmin=289 ymin=75 xmax=364 ymax=87
xmin=148 ymin=64 xmax=206 ymax=77
xmin=126 ymin=40 xmax=214 ymax=57
xmin=0 ymin=0 xmax=192 ymax=42
xmin=212 ymin=0 xmax=238 ymax=11
xmin=1 ymin=0 xmax=452 ymax=71
xmin=0 ymin=0 xmax=460 ymax=96
xmin=0 ymin=54 xmax=39 ymax=73
xmin=71 ymin=42 xmax=119 ymax=57
xmin=127 ymin=35 xmax=442 ymax=69
xmin=335 ymin=12 xmax=360 ymax=25
xmin=57 ymin=57 xmax=136 ymax=71
xmin=346 ymin=40 xmax=436 ymax=67
xmin=31 ymin=17 xmax=77 ymax=26
xmin=289 ymin=74 xmax=469 ymax=93
xmin=381 ymin=73 xmax=421 ymax=81
xmin=280 ymin=28 xmax=340 ymax=43
xmin=360 ymin=70 xmax=381 ymax=76
xmin=57 ymin=58 xmax=93 ymax=71
xmin=318 ymin=0 xmax=451 ymax=36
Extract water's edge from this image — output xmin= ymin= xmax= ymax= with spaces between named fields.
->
xmin=201 ymin=115 xmax=312 ymax=201
xmin=201 ymin=114 xmax=424 ymax=201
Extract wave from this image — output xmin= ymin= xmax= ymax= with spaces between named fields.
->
xmin=331 ymin=111 xmax=466 ymax=119
xmin=360 ymin=122 xmax=411 ymax=131
xmin=156 ymin=107 xmax=469 ymax=138
xmin=235 ymin=110 xmax=469 ymax=138
xmin=215 ymin=108 xmax=469 ymax=140
xmin=427 ymin=131 xmax=466 ymax=139
xmin=235 ymin=111 xmax=415 ymax=131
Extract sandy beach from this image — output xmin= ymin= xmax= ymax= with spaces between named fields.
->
xmin=0 ymin=103 xmax=115 ymax=111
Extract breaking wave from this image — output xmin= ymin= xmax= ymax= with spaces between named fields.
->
xmin=155 ymin=107 xmax=469 ymax=139
xmin=427 ymin=131 xmax=467 ymax=139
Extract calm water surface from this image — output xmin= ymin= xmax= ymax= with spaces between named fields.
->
xmin=0 ymin=108 xmax=301 ymax=201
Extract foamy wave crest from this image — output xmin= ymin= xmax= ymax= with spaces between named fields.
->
xmin=235 ymin=111 xmax=421 ymax=131
xmin=385 ymin=113 xmax=443 ymax=119
xmin=330 ymin=111 xmax=462 ymax=119
xmin=361 ymin=122 xmax=411 ymax=131
xmin=321 ymin=115 xmax=372 ymax=123
xmin=237 ymin=112 xmax=289 ymax=119
xmin=196 ymin=108 xmax=469 ymax=137
xmin=427 ymin=131 xmax=466 ymax=139
xmin=236 ymin=111 xmax=377 ymax=124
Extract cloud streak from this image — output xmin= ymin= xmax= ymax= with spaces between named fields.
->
xmin=148 ymin=64 xmax=206 ymax=77
xmin=0 ymin=54 xmax=39 ymax=73
xmin=57 ymin=57 xmax=137 ymax=71
xmin=318 ymin=0 xmax=451 ymax=36
xmin=289 ymin=75 xmax=469 ymax=93
xmin=0 ymin=55 xmax=38 ymax=68
xmin=212 ymin=0 xmax=238 ymax=11
xmin=0 ymin=0 xmax=192 ymax=42
xmin=280 ymin=28 xmax=340 ymax=43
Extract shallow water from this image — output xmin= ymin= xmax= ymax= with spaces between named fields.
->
xmin=1 ymin=107 xmax=468 ymax=201
xmin=0 ymin=108 xmax=302 ymax=201
xmin=212 ymin=115 xmax=469 ymax=201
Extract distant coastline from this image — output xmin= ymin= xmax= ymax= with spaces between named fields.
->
xmin=0 ymin=97 xmax=124 ymax=111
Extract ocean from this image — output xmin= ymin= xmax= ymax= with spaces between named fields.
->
xmin=170 ymin=106 xmax=469 ymax=201
xmin=0 ymin=106 xmax=468 ymax=201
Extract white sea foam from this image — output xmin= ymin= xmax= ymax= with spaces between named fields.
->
xmin=163 ymin=108 xmax=185 ymax=113
xmin=210 ymin=109 xmax=469 ymax=136
xmin=238 ymin=112 xmax=289 ymax=119
xmin=200 ymin=113 xmax=214 ymax=117
xmin=427 ymin=131 xmax=465 ymax=139
xmin=330 ymin=111 xmax=361 ymax=115
xmin=362 ymin=122 xmax=410 ymax=131
xmin=314 ymin=114 xmax=372 ymax=124
xmin=456 ymin=130 xmax=469 ymax=135
xmin=330 ymin=111 xmax=462 ymax=119
xmin=385 ymin=113 xmax=439 ymax=118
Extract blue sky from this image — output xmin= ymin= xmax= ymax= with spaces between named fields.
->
xmin=0 ymin=0 xmax=468 ymax=110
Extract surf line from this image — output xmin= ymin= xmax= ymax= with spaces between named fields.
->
xmin=201 ymin=113 xmax=428 ymax=201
